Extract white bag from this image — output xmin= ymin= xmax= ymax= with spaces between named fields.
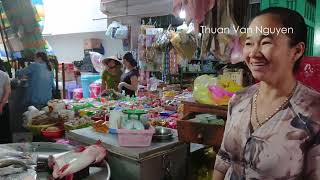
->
xmin=106 ymin=21 xmax=121 ymax=39
xmin=115 ymin=25 xmax=129 ymax=39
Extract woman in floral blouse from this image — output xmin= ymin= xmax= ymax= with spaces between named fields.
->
xmin=213 ymin=7 xmax=320 ymax=180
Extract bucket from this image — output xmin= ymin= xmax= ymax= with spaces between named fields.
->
xmin=80 ymin=74 xmax=100 ymax=98
xmin=73 ymin=88 xmax=83 ymax=100
xmin=89 ymin=83 xmax=101 ymax=98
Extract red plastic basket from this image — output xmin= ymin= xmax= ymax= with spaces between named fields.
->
xmin=295 ymin=57 xmax=320 ymax=92
xmin=117 ymin=126 xmax=155 ymax=147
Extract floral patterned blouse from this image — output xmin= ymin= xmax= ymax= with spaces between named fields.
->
xmin=214 ymin=82 xmax=320 ymax=179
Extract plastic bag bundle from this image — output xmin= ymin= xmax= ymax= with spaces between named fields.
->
xmin=115 ymin=25 xmax=128 ymax=39
xmin=106 ymin=21 xmax=129 ymax=40
xmin=193 ymin=75 xmax=242 ymax=105
xmin=193 ymin=75 xmax=217 ymax=105
xmin=171 ymin=31 xmax=197 ymax=60
xmin=208 ymin=79 xmax=242 ymax=105
xmin=211 ymin=0 xmax=244 ymax=64
xmin=153 ymin=31 xmax=171 ymax=51
xmin=106 ymin=21 xmax=121 ymax=39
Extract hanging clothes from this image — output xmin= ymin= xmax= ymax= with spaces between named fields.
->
xmin=194 ymin=0 xmax=215 ymax=24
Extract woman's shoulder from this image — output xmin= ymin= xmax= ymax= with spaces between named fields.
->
xmin=102 ymin=70 xmax=108 ymax=75
xmin=128 ymin=69 xmax=139 ymax=77
xmin=132 ymin=69 xmax=139 ymax=75
xmin=291 ymin=82 xmax=320 ymax=123
xmin=293 ymin=82 xmax=320 ymax=105
xmin=0 ymin=70 xmax=9 ymax=78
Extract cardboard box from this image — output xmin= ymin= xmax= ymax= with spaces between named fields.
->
xmin=84 ymin=38 xmax=102 ymax=50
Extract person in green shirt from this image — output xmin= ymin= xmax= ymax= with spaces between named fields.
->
xmin=101 ymin=56 xmax=122 ymax=92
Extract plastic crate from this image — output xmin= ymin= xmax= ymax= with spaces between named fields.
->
xmin=260 ymin=0 xmax=316 ymax=56
xmin=295 ymin=56 xmax=320 ymax=92
xmin=117 ymin=126 xmax=155 ymax=147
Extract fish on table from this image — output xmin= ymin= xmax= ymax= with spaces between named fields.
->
xmin=0 ymin=159 xmax=30 ymax=177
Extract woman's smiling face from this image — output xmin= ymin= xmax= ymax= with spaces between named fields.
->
xmin=243 ymin=14 xmax=298 ymax=83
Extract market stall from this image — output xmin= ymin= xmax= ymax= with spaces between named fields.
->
xmin=1 ymin=0 xmax=319 ymax=179
xmin=9 ymin=0 xmax=248 ymax=179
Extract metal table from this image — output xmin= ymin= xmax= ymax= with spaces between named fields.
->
xmin=67 ymin=127 xmax=188 ymax=180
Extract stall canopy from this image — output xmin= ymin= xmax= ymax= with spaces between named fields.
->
xmin=100 ymin=0 xmax=173 ymax=18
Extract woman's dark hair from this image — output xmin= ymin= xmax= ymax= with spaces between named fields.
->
xmin=36 ymin=52 xmax=52 ymax=71
xmin=123 ymin=52 xmax=137 ymax=68
xmin=255 ymin=7 xmax=307 ymax=72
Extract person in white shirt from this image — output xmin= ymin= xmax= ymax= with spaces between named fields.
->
xmin=0 ymin=70 xmax=11 ymax=143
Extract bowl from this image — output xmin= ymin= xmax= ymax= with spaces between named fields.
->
xmin=27 ymin=122 xmax=58 ymax=135
xmin=41 ymin=127 xmax=64 ymax=139
xmin=152 ymin=126 xmax=173 ymax=141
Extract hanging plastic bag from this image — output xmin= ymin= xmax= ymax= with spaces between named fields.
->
xmin=230 ymin=35 xmax=245 ymax=64
xmin=177 ymin=22 xmax=188 ymax=32
xmin=187 ymin=22 xmax=195 ymax=33
xmin=171 ymin=31 xmax=197 ymax=60
xmin=200 ymin=11 xmax=213 ymax=59
xmin=115 ymin=24 xmax=129 ymax=39
xmin=153 ymin=25 xmax=172 ymax=51
xmin=212 ymin=0 xmax=240 ymax=63
xmin=193 ymin=75 xmax=217 ymax=105
xmin=89 ymin=52 xmax=104 ymax=73
xmin=106 ymin=21 xmax=121 ymax=39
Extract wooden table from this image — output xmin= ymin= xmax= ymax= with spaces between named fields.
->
xmin=182 ymin=100 xmax=228 ymax=120
xmin=177 ymin=99 xmax=228 ymax=150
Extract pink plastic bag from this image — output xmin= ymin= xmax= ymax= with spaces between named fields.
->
xmin=208 ymin=85 xmax=234 ymax=105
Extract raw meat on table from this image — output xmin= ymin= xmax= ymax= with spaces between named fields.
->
xmin=48 ymin=142 xmax=107 ymax=179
